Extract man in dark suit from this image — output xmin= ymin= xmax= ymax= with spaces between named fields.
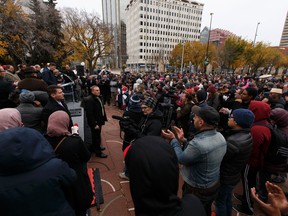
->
xmin=85 ymin=85 xmax=108 ymax=158
xmin=42 ymin=85 xmax=73 ymax=131
xmin=42 ymin=63 xmax=57 ymax=86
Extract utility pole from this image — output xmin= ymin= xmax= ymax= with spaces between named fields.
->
xmin=180 ymin=39 xmax=185 ymax=73
xmin=204 ymin=13 xmax=213 ymax=73
xmin=43 ymin=0 xmax=57 ymax=7
xmin=253 ymin=22 xmax=260 ymax=46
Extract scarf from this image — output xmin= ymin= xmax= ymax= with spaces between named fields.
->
xmin=0 ymin=108 xmax=22 ymax=132
xmin=47 ymin=111 xmax=71 ymax=137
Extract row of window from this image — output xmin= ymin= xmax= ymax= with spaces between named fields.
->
xmin=140 ymin=13 xmax=200 ymax=22
xmin=139 ymin=35 xmax=199 ymax=44
xmin=137 ymin=55 xmax=170 ymax=61
xmin=140 ymin=0 xmax=202 ymax=14
xmin=139 ymin=48 xmax=172 ymax=53
xmin=139 ymin=28 xmax=200 ymax=39
xmin=139 ymin=6 xmax=202 ymax=17
xmin=139 ymin=21 xmax=200 ymax=29
xmin=139 ymin=43 xmax=175 ymax=48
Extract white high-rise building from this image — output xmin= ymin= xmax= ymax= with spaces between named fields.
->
xmin=125 ymin=0 xmax=204 ymax=71
xmin=102 ymin=0 xmax=127 ymax=68
xmin=280 ymin=11 xmax=288 ymax=47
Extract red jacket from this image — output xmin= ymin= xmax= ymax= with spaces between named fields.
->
xmin=248 ymin=101 xmax=271 ymax=167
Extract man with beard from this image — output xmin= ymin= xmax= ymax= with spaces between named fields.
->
xmin=262 ymin=88 xmax=285 ymax=109
xmin=162 ymin=106 xmax=226 ymax=216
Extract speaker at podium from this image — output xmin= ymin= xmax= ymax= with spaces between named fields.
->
xmin=76 ymin=65 xmax=84 ymax=76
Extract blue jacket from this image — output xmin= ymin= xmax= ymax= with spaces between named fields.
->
xmin=0 ymin=128 xmax=77 ymax=216
xmin=170 ymin=129 xmax=226 ymax=188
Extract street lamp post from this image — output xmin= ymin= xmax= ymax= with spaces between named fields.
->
xmin=204 ymin=13 xmax=213 ymax=73
xmin=253 ymin=22 xmax=260 ymax=46
xmin=180 ymin=39 xmax=185 ymax=73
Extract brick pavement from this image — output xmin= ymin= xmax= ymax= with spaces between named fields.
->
xmin=87 ymin=105 xmax=135 ymax=216
xmin=86 ymin=104 xmax=287 ymax=216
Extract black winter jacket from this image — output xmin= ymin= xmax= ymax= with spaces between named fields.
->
xmin=220 ymin=128 xmax=253 ymax=186
xmin=0 ymin=128 xmax=76 ymax=216
xmin=45 ymin=135 xmax=93 ymax=215
xmin=85 ymin=95 xmax=107 ymax=128
xmin=127 ymin=110 xmax=163 ymax=139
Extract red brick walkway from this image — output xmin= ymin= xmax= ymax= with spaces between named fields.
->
xmin=87 ymin=105 xmax=287 ymax=216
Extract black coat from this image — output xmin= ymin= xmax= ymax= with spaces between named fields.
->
xmin=220 ymin=128 xmax=253 ymax=186
xmin=129 ymin=110 xmax=163 ymax=138
xmin=45 ymin=135 xmax=93 ymax=214
xmin=85 ymin=95 xmax=107 ymax=128
xmin=122 ymin=109 xmax=143 ymax=151
xmin=0 ymin=78 xmax=15 ymax=109
xmin=42 ymin=98 xmax=73 ymax=130
xmin=0 ymin=128 xmax=76 ymax=216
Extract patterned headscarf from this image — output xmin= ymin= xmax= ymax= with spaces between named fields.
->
xmin=47 ymin=111 xmax=71 ymax=137
xmin=0 ymin=108 xmax=22 ymax=132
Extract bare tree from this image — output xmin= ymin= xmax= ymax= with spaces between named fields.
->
xmin=63 ymin=8 xmax=114 ymax=72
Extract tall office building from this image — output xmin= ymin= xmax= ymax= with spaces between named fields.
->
xmin=280 ymin=11 xmax=288 ymax=47
xmin=102 ymin=0 xmax=127 ymax=68
xmin=125 ymin=0 xmax=204 ymax=71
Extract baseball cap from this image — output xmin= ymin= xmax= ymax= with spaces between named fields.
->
xmin=192 ymin=105 xmax=220 ymax=126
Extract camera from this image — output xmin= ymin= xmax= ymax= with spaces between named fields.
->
xmin=112 ymin=115 xmax=130 ymax=121
xmin=112 ymin=115 xmax=132 ymax=132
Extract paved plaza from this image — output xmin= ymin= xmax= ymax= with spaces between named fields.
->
xmin=68 ymin=102 xmax=287 ymax=216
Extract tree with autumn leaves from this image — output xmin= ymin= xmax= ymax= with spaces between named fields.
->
xmin=170 ymin=36 xmax=288 ymax=73
xmin=0 ymin=0 xmax=113 ymax=71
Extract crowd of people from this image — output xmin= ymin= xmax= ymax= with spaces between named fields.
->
xmin=0 ymin=61 xmax=288 ymax=216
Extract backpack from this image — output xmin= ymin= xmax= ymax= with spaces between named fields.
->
xmin=257 ymin=123 xmax=288 ymax=172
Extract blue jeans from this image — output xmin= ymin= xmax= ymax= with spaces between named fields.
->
xmin=215 ymin=184 xmax=234 ymax=216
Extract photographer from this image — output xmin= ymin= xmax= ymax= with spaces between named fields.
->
xmin=119 ymin=97 xmax=163 ymax=139
xmin=121 ymin=94 xmax=143 ymax=151
xmin=117 ymin=94 xmax=142 ymax=179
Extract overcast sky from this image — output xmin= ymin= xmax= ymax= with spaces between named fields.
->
xmin=57 ymin=0 xmax=288 ymax=46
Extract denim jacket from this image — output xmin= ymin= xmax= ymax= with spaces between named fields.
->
xmin=170 ymin=129 xmax=226 ymax=189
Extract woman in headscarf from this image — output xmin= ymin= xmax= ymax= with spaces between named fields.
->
xmin=45 ymin=111 xmax=93 ymax=216
xmin=0 ymin=108 xmax=22 ymax=131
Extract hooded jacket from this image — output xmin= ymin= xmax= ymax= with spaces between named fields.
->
xmin=248 ymin=100 xmax=271 ymax=167
xmin=0 ymin=127 xmax=76 ymax=216
xmin=125 ymin=136 xmax=205 ymax=216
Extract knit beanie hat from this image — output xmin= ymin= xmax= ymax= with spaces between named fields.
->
xmin=142 ymin=97 xmax=156 ymax=110
xmin=207 ymin=85 xmax=217 ymax=93
xmin=19 ymin=90 xmax=35 ymax=103
xmin=129 ymin=94 xmax=141 ymax=113
xmin=232 ymin=108 xmax=255 ymax=128
xmin=270 ymin=108 xmax=288 ymax=128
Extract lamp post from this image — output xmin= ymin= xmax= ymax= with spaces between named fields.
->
xmin=204 ymin=13 xmax=213 ymax=73
xmin=253 ymin=22 xmax=260 ymax=46
xmin=43 ymin=0 xmax=57 ymax=6
xmin=180 ymin=39 xmax=185 ymax=73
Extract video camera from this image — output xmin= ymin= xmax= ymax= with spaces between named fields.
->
xmin=112 ymin=115 xmax=130 ymax=121
xmin=112 ymin=115 xmax=132 ymax=131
